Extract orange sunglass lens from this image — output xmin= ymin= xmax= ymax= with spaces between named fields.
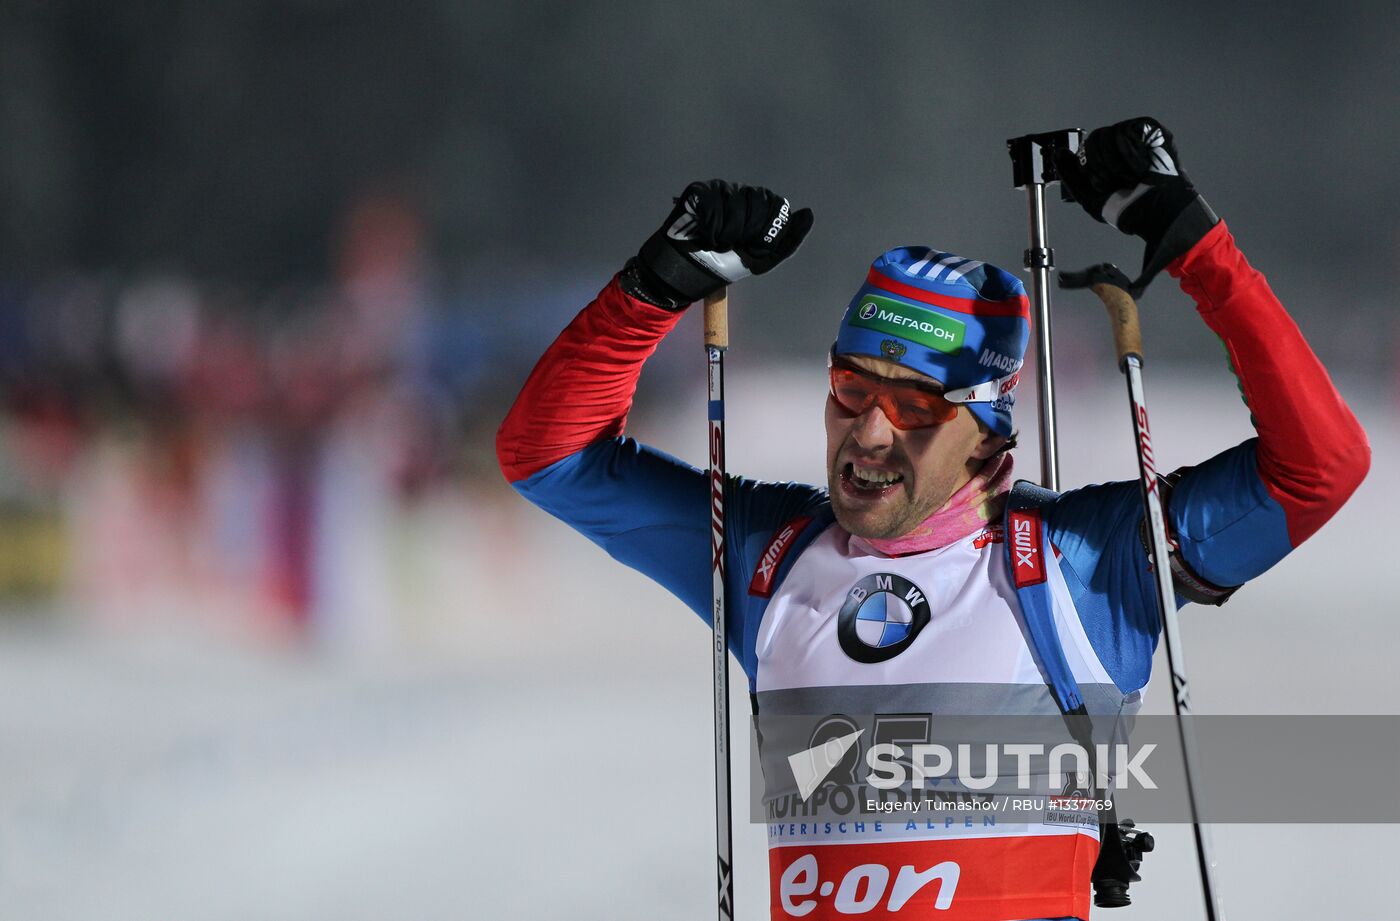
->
xmin=828 ymin=367 xmax=957 ymax=429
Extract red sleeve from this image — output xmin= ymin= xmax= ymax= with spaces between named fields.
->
xmin=1168 ymin=221 xmax=1370 ymax=547
xmin=495 ymin=276 xmax=684 ymax=483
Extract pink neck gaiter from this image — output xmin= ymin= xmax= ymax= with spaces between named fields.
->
xmin=853 ymin=453 xmax=1014 ymax=557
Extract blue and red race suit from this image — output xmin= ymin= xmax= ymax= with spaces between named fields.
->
xmin=496 ymin=222 xmax=1368 ymax=921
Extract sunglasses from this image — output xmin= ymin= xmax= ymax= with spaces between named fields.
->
xmin=827 ymin=356 xmax=961 ymax=429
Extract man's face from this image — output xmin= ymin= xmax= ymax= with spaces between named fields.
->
xmin=825 ymin=354 xmax=1004 ymax=539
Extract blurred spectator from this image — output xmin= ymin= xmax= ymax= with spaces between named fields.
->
xmin=0 ymin=185 xmax=534 ymax=648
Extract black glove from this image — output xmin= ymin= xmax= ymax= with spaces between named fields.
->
xmin=1054 ymin=117 xmax=1218 ymax=295
xmin=621 ymin=179 xmax=814 ymax=309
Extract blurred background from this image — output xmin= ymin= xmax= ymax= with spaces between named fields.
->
xmin=0 ymin=2 xmax=1396 ymax=919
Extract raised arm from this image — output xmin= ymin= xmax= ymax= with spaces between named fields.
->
xmin=495 ymin=276 xmax=682 ymax=485
xmin=495 ymin=181 xmax=821 ymax=667
xmin=1168 ymin=220 xmax=1368 ymax=569
xmin=1045 ymin=118 xmax=1369 ymax=692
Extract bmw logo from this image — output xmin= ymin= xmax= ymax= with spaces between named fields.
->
xmin=858 ymin=301 xmax=878 ymax=320
xmin=837 ymin=573 xmax=931 ymax=663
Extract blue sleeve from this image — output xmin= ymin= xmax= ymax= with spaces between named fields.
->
xmin=1045 ymin=439 xmax=1291 ymax=693
xmin=513 ymin=436 xmax=828 ymax=681
xmin=1170 ymin=438 xmax=1292 ymax=586
xmin=1043 ymin=474 xmax=1160 ymax=695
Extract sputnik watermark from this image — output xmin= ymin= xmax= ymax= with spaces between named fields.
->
xmin=867 ymin=795 xmax=1116 ymax=815
xmin=865 ymin=742 xmax=1157 ymax=792
xmin=759 ymin=714 xmax=1400 ymax=824
xmin=789 ymin=733 xmax=1158 ymax=803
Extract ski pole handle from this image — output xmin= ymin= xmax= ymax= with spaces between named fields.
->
xmin=1090 ymin=282 xmax=1143 ymax=368
xmin=1059 ymin=262 xmax=1143 ymax=368
xmin=704 ymin=289 xmax=729 ymax=350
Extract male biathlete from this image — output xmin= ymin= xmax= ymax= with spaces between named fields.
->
xmin=496 ymin=118 xmax=1369 ymax=920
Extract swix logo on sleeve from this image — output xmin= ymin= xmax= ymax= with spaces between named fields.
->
xmin=1009 ymin=509 xmax=1046 ymax=587
xmin=750 ymin=516 xmax=814 ymax=598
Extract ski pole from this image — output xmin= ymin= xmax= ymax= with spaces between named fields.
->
xmin=1060 ymin=263 xmax=1226 ymax=921
xmin=704 ymin=287 xmax=735 ymax=921
xmin=1007 ymin=129 xmax=1082 ymax=490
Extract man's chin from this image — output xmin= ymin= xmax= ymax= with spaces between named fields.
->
xmin=830 ymin=500 xmax=910 ymax=541
xmin=827 ymin=469 xmax=927 ymax=539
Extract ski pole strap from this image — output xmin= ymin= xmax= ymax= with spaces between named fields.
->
xmin=1004 ymin=480 xmax=1084 ymax=714
xmin=1136 ymin=469 xmax=1240 ymax=607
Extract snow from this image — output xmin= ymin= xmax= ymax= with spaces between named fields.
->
xmin=1 ymin=369 xmax=1395 ymax=919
